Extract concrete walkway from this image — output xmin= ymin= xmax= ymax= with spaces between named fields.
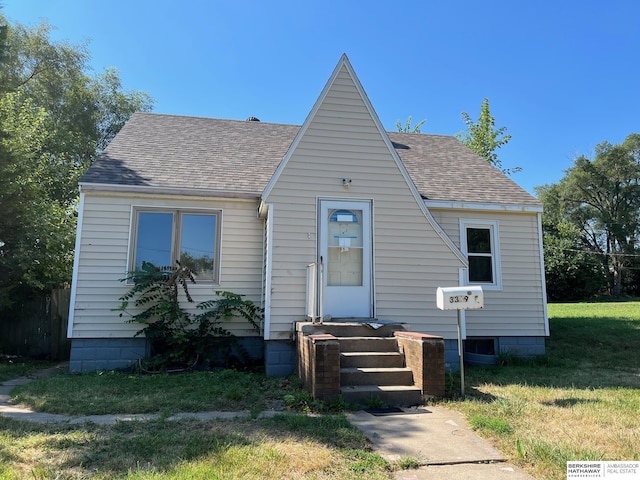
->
xmin=348 ymin=407 xmax=534 ymax=479
xmin=0 ymin=365 xmax=534 ymax=479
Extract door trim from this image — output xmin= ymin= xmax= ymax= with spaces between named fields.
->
xmin=318 ymin=198 xmax=373 ymax=319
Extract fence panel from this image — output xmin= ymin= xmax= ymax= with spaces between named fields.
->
xmin=0 ymin=288 xmax=71 ymax=359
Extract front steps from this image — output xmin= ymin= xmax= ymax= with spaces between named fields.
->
xmin=297 ymin=321 xmax=445 ymax=405
xmin=337 ymin=334 xmax=422 ymax=406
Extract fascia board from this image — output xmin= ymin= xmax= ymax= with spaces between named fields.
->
xmin=425 ymin=199 xmax=543 ymax=213
xmin=79 ymin=182 xmax=261 ymax=200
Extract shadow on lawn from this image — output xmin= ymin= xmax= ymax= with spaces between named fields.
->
xmin=459 ymin=313 xmax=640 ymax=395
xmin=0 ymin=414 xmax=374 ymax=478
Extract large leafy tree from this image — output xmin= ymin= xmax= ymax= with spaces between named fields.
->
xmin=538 ymin=133 xmax=640 ymax=297
xmin=457 ymin=98 xmax=519 ymax=175
xmin=536 ymin=184 xmax=608 ymax=300
xmin=0 ymin=14 xmax=153 ymax=308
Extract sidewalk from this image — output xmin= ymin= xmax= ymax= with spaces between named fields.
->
xmin=348 ymin=406 xmax=534 ymax=479
xmin=1 ymin=366 xmax=535 ymax=479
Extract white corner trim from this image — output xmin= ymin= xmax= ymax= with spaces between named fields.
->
xmin=67 ymin=191 xmax=86 ymax=339
xmin=263 ymin=204 xmax=274 ymax=340
xmin=425 ymin=199 xmax=543 ymax=213
xmin=537 ymin=212 xmax=550 ymax=336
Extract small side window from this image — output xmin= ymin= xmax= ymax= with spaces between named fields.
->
xmin=460 ymin=220 xmax=501 ymax=289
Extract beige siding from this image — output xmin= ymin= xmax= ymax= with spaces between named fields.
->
xmin=71 ymin=192 xmax=264 ymax=338
xmin=431 ymin=209 xmax=547 ymax=336
xmin=264 ymin=65 xmax=464 ymax=339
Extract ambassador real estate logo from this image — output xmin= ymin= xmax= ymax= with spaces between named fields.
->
xmin=567 ymin=461 xmax=639 ymax=479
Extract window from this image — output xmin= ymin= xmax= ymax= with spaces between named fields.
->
xmin=131 ymin=208 xmax=220 ymax=283
xmin=460 ymin=220 xmax=501 ymax=289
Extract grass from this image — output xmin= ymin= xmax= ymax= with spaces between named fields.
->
xmin=10 ymin=369 xmax=305 ymax=415
xmin=2 ymin=366 xmax=394 ymax=478
xmin=0 ymin=414 xmax=393 ymax=479
xmin=443 ymin=300 xmax=640 ymax=480
xmin=2 ymin=300 xmax=639 ymax=479
xmin=0 ymin=357 xmax=57 ymax=383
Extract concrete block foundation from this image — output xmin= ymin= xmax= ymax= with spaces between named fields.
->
xmin=69 ymin=338 xmax=148 ymax=372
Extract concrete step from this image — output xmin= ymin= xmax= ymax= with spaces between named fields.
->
xmin=340 ymin=367 xmax=414 ymax=386
xmin=340 ymin=385 xmax=423 ymax=407
xmin=338 ymin=337 xmax=398 ymax=353
xmin=340 ymin=351 xmax=405 ymax=368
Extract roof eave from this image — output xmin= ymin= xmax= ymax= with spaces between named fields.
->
xmin=424 ymin=199 xmax=543 ymax=213
xmin=79 ymin=182 xmax=262 ymax=200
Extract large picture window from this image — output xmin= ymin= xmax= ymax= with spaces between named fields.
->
xmin=131 ymin=208 xmax=220 ymax=283
xmin=460 ymin=220 xmax=501 ymax=289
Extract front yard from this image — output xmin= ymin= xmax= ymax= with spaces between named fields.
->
xmin=1 ymin=300 xmax=639 ymax=479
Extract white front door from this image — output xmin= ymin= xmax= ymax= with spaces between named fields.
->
xmin=319 ymin=200 xmax=372 ymax=318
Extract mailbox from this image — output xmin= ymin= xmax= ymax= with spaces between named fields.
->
xmin=436 ymin=286 xmax=483 ymax=310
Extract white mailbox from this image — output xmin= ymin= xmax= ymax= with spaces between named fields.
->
xmin=436 ymin=286 xmax=484 ymax=310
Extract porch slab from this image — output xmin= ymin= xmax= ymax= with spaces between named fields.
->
xmin=296 ymin=321 xmax=407 ymax=338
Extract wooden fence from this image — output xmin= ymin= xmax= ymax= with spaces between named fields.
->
xmin=0 ymin=288 xmax=71 ymax=360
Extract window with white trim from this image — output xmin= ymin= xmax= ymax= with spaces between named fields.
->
xmin=460 ymin=220 xmax=501 ymax=289
xmin=131 ymin=208 xmax=221 ymax=283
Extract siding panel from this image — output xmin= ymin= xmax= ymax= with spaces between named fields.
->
xmin=71 ymin=193 xmax=264 ymax=338
xmin=264 ymin=64 xmax=464 ymax=339
xmin=431 ymin=208 xmax=547 ymax=336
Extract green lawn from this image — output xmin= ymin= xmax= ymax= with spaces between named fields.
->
xmin=0 ymin=414 xmax=393 ymax=479
xmin=0 ymin=357 xmax=56 ymax=383
xmin=10 ymin=369 xmax=306 ymax=415
xmin=2 ymin=365 xmax=394 ymax=478
xmin=2 ymin=300 xmax=639 ymax=479
xmin=444 ymin=300 xmax=640 ymax=480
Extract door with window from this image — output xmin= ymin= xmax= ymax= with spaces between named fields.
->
xmin=319 ymin=200 xmax=372 ymax=318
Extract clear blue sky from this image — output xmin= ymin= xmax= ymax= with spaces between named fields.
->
xmin=4 ymin=0 xmax=640 ymax=195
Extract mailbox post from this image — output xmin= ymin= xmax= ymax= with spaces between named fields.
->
xmin=436 ymin=286 xmax=484 ymax=398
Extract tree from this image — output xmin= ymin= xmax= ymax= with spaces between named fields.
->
xmin=457 ymin=98 xmax=519 ymax=175
xmin=0 ymin=92 xmax=51 ymax=305
xmin=396 ymin=115 xmax=426 ymax=133
xmin=538 ymin=133 xmax=640 ymax=297
xmin=536 ymin=184 xmax=608 ymax=300
xmin=0 ymin=14 xmax=154 ymax=308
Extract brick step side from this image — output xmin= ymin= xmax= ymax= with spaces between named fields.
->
xmin=340 ymin=367 xmax=414 ymax=386
xmin=340 ymin=351 xmax=405 ymax=368
xmin=340 ymin=385 xmax=423 ymax=406
xmin=337 ymin=337 xmax=398 ymax=353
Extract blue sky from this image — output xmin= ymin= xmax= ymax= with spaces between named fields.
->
xmin=4 ymin=0 xmax=640 ymax=195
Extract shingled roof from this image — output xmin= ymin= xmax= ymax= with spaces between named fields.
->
xmin=81 ymin=112 xmax=540 ymax=207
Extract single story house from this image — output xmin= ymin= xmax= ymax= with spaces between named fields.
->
xmin=68 ymin=54 xmax=548 ymax=375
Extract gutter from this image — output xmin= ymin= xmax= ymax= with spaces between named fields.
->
xmin=79 ymin=182 xmax=261 ymax=200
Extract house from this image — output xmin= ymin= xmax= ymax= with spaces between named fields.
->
xmin=68 ymin=54 xmax=548 ymax=376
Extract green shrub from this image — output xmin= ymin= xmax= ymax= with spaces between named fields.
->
xmin=115 ymin=262 xmax=262 ymax=371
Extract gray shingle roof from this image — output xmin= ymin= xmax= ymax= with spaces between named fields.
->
xmin=82 ymin=112 xmax=540 ymax=206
